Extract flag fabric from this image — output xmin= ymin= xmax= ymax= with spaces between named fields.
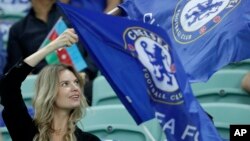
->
xmin=40 ymin=18 xmax=87 ymax=71
xmin=119 ymin=0 xmax=250 ymax=82
xmin=58 ymin=3 xmax=222 ymax=141
xmin=69 ymin=0 xmax=106 ymax=12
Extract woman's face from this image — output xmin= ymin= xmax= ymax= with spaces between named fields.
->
xmin=55 ymin=69 xmax=81 ymax=110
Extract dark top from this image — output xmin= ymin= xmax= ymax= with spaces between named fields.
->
xmin=0 ymin=61 xmax=100 ymax=141
xmin=4 ymin=4 xmax=98 ymax=80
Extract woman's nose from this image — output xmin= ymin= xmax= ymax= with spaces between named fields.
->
xmin=71 ymin=82 xmax=79 ymax=90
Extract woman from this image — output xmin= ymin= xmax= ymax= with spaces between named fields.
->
xmin=0 ymin=29 xmax=100 ymax=141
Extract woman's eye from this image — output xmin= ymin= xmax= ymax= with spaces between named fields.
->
xmin=74 ymin=80 xmax=80 ymax=85
xmin=61 ymin=82 xmax=69 ymax=87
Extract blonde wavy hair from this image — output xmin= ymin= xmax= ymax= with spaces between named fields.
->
xmin=32 ymin=64 xmax=88 ymax=141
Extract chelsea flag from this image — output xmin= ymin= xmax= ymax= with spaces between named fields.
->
xmin=58 ymin=3 xmax=222 ymax=141
xmin=119 ymin=0 xmax=250 ymax=82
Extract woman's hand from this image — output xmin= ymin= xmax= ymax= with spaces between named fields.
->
xmin=49 ymin=28 xmax=79 ymax=50
xmin=24 ymin=28 xmax=79 ymax=67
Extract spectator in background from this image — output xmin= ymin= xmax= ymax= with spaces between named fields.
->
xmin=4 ymin=0 xmax=61 ymax=74
xmin=4 ymin=0 xmax=100 ymax=105
xmin=242 ymin=72 xmax=250 ymax=93
xmin=0 ymin=28 xmax=100 ymax=141
xmin=0 ymin=32 xmax=6 ymax=76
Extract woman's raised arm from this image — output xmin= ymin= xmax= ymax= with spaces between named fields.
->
xmin=24 ymin=28 xmax=78 ymax=67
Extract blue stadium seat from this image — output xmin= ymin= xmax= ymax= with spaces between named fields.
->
xmin=78 ymin=105 xmax=164 ymax=141
xmin=92 ymin=76 xmax=121 ymax=106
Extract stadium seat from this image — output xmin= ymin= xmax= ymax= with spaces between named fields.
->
xmin=78 ymin=105 xmax=164 ymax=141
xmin=192 ymin=69 xmax=248 ymax=92
xmin=223 ymin=59 xmax=250 ymax=70
xmin=191 ymin=69 xmax=250 ymax=140
xmin=201 ymin=103 xmax=250 ymax=140
xmin=0 ymin=1 xmax=30 ymax=18
xmin=92 ymin=76 xmax=121 ymax=106
xmin=191 ymin=69 xmax=250 ymax=104
xmin=0 ymin=127 xmax=11 ymax=141
xmin=0 ymin=18 xmax=20 ymax=47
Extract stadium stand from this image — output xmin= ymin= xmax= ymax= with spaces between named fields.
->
xmin=202 ymin=103 xmax=250 ymax=139
xmin=78 ymin=105 xmax=165 ymax=141
xmin=0 ymin=1 xmax=40 ymax=139
xmin=1 ymin=1 xmax=250 ymax=141
xmin=0 ymin=0 xmax=31 ymax=48
xmin=0 ymin=127 xmax=11 ymax=141
xmin=92 ymin=75 xmax=121 ymax=106
xmin=92 ymin=69 xmax=250 ymax=140
xmin=191 ymin=69 xmax=250 ymax=140
xmin=90 ymin=75 xmax=168 ymax=140
xmin=0 ymin=1 xmax=30 ymax=18
xmin=223 ymin=59 xmax=250 ymax=70
xmin=191 ymin=69 xmax=250 ymax=104
xmin=21 ymin=75 xmax=37 ymax=106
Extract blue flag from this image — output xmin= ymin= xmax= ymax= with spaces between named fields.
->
xmin=69 ymin=0 xmax=106 ymax=12
xmin=119 ymin=0 xmax=250 ymax=82
xmin=58 ymin=3 xmax=222 ymax=141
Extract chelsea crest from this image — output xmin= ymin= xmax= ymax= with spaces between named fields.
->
xmin=173 ymin=0 xmax=241 ymax=44
xmin=123 ymin=27 xmax=183 ymax=105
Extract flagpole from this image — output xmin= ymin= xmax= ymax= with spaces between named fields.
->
xmin=142 ymin=125 xmax=156 ymax=141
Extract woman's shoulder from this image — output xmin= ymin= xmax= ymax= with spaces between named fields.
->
xmin=75 ymin=127 xmax=101 ymax=141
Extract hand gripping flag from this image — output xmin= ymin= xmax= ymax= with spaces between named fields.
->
xmin=40 ymin=17 xmax=87 ymax=71
xmin=58 ymin=3 xmax=223 ymax=141
xmin=119 ymin=0 xmax=250 ymax=82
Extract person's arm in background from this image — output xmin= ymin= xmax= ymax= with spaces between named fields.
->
xmin=242 ymin=72 xmax=250 ymax=93
xmin=104 ymin=0 xmax=121 ymax=13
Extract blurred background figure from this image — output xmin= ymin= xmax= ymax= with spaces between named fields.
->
xmin=242 ymin=72 xmax=250 ymax=93
xmin=0 ymin=0 xmax=30 ymax=76
xmin=0 ymin=32 xmax=6 ymax=76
